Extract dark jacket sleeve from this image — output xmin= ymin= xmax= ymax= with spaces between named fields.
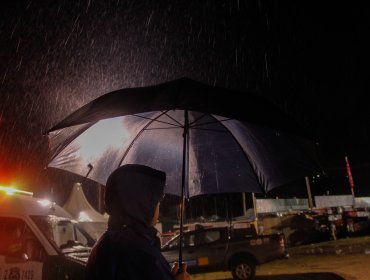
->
xmin=86 ymin=235 xmax=114 ymax=280
xmin=86 ymin=230 xmax=175 ymax=280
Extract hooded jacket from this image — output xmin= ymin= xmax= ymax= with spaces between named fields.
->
xmin=86 ymin=164 xmax=174 ymax=280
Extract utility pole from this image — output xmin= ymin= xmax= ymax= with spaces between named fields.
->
xmin=345 ymin=156 xmax=356 ymax=207
xmin=305 ymin=176 xmax=314 ymax=210
xmin=242 ymin=192 xmax=247 ymax=217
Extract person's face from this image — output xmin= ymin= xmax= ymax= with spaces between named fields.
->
xmin=151 ymin=202 xmax=160 ymax=226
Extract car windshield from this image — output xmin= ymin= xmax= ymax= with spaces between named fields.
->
xmin=31 ymin=215 xmax=93 ymax=252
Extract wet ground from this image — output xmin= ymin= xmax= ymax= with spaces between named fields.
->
xmin=256 ymin=273 xmax=345 ymax=280
xmin=193 ymin=254 xmax=369 ymax=279
xmin=192 ymin=235 xmax=370 ymax=280
xmin=255 ymin=253 xmax=369 ymax=280
xmin=194 ymin=272 xmax=345 ymax=280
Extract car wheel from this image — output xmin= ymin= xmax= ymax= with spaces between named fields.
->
xmin=231 ymin=258 xmax=256 ymax=280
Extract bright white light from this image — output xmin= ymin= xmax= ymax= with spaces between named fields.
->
xmin=78 ymin=211 xmax=92 ymax=222
xmin=77 ymin=117 xmax=131 ymax=161
xmin=37 ymin=199 xmax=52 ymax=207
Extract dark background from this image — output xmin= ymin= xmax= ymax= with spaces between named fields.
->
xmin=0 ymin=1 xmax=369 ymax=208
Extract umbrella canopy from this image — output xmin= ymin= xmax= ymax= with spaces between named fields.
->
xmin=46 ymin=77 xmax=321 ymax=265
xmin=46 ymin=77 xmax=320 ymax=196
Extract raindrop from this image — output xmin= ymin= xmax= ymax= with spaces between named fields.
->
xmin=265 ymin=13 xmax=269 ymax=30
xmin=264 ymin=53 xmax=269 ymax=78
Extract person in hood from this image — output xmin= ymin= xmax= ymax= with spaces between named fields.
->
xmin=86 ymin=164 xmax=191 ymax=280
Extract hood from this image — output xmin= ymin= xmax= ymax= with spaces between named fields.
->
xmin=105 ymin=164 xmax=166 ymax=229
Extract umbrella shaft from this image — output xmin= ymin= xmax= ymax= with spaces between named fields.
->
xmin=178 ymin=110 xmax=189 ymax=267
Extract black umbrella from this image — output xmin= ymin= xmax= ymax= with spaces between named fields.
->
xmin=46 ymin=77 xmax=321 ymax=264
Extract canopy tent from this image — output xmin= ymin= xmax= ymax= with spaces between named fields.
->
xmin=63 ymin=182 xmax=108 ymax=240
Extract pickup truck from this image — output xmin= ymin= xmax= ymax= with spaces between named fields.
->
xmin=161 ymin=224 xmax=288 ymax=280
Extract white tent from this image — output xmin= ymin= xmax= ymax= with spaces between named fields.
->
xmin=63 ymin=183 xmax=108 ymax=241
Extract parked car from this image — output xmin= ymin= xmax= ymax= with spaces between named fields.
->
xmin=161 ymin=224 xmax=288 ymax=280
xmin=0 ymin=186 xmax=95 ymax=280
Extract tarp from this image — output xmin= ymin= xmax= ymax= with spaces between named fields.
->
xmin=314 ymin=195 xmax=353 ymax=208
xmin=63 ymin=183 xmax=108 ymax=240
xmin=256 ymin=198 xmax=309 ymax=213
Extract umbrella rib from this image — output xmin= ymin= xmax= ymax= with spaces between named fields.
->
xmin=188 ymin=112 xmax=209 ymax=127
xmin=189 ymin=116 xmax=233 ymax=129
xmin=161 ymin=111 xmax=184 ymax=127
xmin=189 ymin=127 xmax=228 ymax=133
xmin=188 ymin=113 xmax=231 ymax=127
xmin=117 ymin=110 xmax=171 ymax=167
xmin=145 ymin=126 xmax=184 ymax=131
xmin=196 ymin=118 xmax=233 ymax=126
xmin=207 ymin=114 xmax=265 ymax=192
xmin=189 ymin=113 xmax=233 ymax=132
xmin=133 ymin=112 xmax=182 ymax=128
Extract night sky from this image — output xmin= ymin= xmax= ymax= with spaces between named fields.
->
xmin=0 ymin=1 xmax=369 ymax=203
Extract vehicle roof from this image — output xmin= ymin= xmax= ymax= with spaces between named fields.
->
xmin=185 ymin=225 xmax=251 ymax=232
xmin=0 ymin=193 xmax=73 ymax=219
